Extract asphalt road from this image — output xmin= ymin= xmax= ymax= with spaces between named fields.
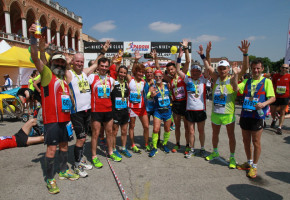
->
xmin=0 ymin=101 xmax=289 ymax=200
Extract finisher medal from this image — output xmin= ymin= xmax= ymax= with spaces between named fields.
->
xmin=137 ymin=94 xmax=140 ymax=99
xmin=122 ymin=97 xmax=125 ymax=102
xmin=104 ymin=93 xmax=107 ymax=98
xmin=195 ymin=94 xmax=199 ymax=98
xmin=249 ymin=97 xmax=254 ymax=101
xmin=82 ymin=89 xmax=86 ymax=93
xmin=220 ymin=94 xmax=224 ymax=99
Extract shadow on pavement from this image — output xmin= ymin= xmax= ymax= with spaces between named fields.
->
xmin=284 ymin=136 xmax=290 ymax=144
xmin=265 ymin=171 xmax=290 ymax=184
xmin=227 ymin=184 xmax=283 ymax=200
xmin=208 ymin=157 xmax=229 ymax=167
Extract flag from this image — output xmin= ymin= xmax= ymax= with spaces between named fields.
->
xmin=285 ymin=19 xmax=290 ymax=64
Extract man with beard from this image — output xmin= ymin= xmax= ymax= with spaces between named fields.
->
xmin=29 ymin=24 xmax=79 ymax=194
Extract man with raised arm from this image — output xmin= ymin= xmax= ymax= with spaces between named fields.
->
xmin=29 ymin=24 xmax=79 ymax=194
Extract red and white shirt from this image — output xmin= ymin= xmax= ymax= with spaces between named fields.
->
xmin=272 ymin=73 xmax=290 ymax=98
xmin=170 ymin=75 xmax=187 ymax=101
xmin=128 ymin=78 xmax=145 ymax=109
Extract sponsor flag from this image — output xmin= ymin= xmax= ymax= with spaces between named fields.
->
xmin=285 ymin=19 xmax=290 ymax=64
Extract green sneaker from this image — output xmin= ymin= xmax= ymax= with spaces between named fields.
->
xmin=205 ymin=152 xmax=220 ymax=161
xmin=59 ymin=169 xmax=79 ymax=180
xmin=184 ymin=146 xmax=191 ymax=155
xmin=109 ymin=153 xmax=122 ymax=162
xmin=92 ymin=157 xmax=103 ymax=168
xmin=132 ymin=146 xmax=141 ymax=154
xmin=171 ymin=145 xmax=180 ymax=153
xmin=145 ymin=145 xmax=151 ymax=152
xmin=46 ymin=179 xmax=60 ymax=194
xmin=229 ymin=157 xmax=237 ymax=169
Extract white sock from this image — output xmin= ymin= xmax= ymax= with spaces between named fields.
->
xmin=252 ymin=163 xmax=257 ymax=168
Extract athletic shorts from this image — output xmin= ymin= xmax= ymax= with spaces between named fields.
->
xmin=172 ymin=100 xmax=186 ymax=116
xmin=154 ymin=108 xmax=172 ymax=122
xmin=113 ymin=109 xmax=129 ymax=125
xmin=91 ymin=111 xmax=113 ymax=123
xmin=240 ymin=117 xmax=264 ymax=131
xmin=129 ymin=107 xmax=147 ymax=118
xmin=211 ymin=112 xmax=235 ymax=126
xmin=147 ymin=110 xmax=154 ymax=117
xmin=271 ymin=98 xmax=289 ymax=106
xmin=185 ymin=110 xmax=207 ymax=123
xmin=70 ymin=109 xmax=91 ymax=139
xmin=44 ymin=122 xmax=70 ymax=145
xmin=14 ymin=128 xmax=28 ymax=147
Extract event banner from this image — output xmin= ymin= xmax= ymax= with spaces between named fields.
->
xmin=84 ymin=41 xmax=123 ymax=53
xmin=123 ymin=41 xmax=151 ymax=54
xmin=151 ymin=42 xmax=192 ymax=53
xmin=285 ymin=19 xmax=290 ymax=64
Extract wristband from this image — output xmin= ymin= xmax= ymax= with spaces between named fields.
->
xmin=200 ymin=54 xmax=206 ymax=60
xmin=243 ymin=53 xmax=248 ymax=56
xmin=30 ymin=36 xmax=37 ymax=45
xmin=177 ymin=58 xmax=182 ymax=63
xmin=100 ymin=52 xmax=105 ymax=55
xmin=183 ymin=47 xmax=188 ymax=50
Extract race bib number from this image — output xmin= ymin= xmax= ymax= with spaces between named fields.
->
xmin=78 ymin=80 xmax=90 ymax=93
xmin=146 ymin=98 xmax=155 ymax=110
xmin=213 ymin=94 xmax=226 ymax=107
xmin=61 ymin=95 xmax=72 ymax=112
xmin=130 ymin=93 xmax=141 ymax=103
xmin=186 ymin=82 xmax=196 ymax=93
xmin=0 ymin=136 xmax=12 ymax=140
xmin=276 ymin=86 xmax=286 ymax=94
xmin=98 ymin=86 xmax=110 ymax=98
xmin=158 ymin=96 xmax=170 ymax=107
xmin=242 ymin=97 xmax=258 ymax=111
xmin=173 ymin=86 xmax=186 ymax=99
xmin=115 ymin=97 xmax=127 ymax=109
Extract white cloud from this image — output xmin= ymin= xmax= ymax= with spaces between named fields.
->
xmin=99 ymin=38 xmax=116 ymax=42
xmin=149 ymin=21 xmax=181 ymax=33
xmin=91 ymin=20 xmax=116 ymax=33
xmin=246 ymin=36 xmax=266 ymax=41
xmin=189 ymin=35 xmax=225 ymax=43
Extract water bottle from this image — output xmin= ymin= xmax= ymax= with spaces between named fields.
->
xmin=257 ymin=109 xmax=264 ymax=117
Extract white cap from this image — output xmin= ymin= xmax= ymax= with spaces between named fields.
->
xmin=218 ymin=60 xmax=230 ymax=67
xmin=51 ymin=54 xmax=66 ymax=62
xmin=191 ymin=65 xmax=201 ymax=71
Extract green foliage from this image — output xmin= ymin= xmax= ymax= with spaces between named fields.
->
xmin=248 ymin=55 xmax=284 ymax=73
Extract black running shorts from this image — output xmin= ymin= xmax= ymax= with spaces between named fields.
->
xmin=185 ymin=110 xmax=207 ymax=123
xmin=91 ymin=111 xmax=113 ymax=123
xmin=70 ymin=110 xmax=91 ymax=139
xmin=239 ymin=117 xmax=264 ymax=131
xmin=14 ymin=128 xmax=28 ymax=147
xmin=172 ymin=100 xmax=186 ymax=116
xmin=44 ymin=122 xmax=70 ymax=145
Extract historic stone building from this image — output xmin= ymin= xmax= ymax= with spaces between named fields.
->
xmin=0 ymin=0 xmax=83 ymax=52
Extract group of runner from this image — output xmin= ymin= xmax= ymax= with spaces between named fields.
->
xmin=4 ymin=23 xmax=285 ymax=194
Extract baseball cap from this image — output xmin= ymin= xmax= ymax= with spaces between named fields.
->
xmin=154 ymin=70 xmax=163 ymax=75
xmin=3 ymin=74 xmax=9 ymax=77
xmin=51 ymin=54 xmax=66 ymax=62
xmin=218 ymin=60 xmax=230 ymax=67
xmin=191 ymin=65 xmax=201 ymax=71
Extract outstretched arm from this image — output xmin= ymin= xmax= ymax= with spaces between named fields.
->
xmin=39 ymin=36 xmax=49 ymax=66
xmin=29 ymin=24 xmax=44 ymax=73
xmin=206 ymin=41 xmax=212 ymax=66
xmin=127 ymin=50 xmax=142 ymax=82
xmin=230 ymin=62 xmax=239 ymax=92
xmin=113 ymin=49 xmax=124 ymax=72
xmin=176 ymin=47 xmax=186 ymax=79
xmin=180 ymin=39 xmax=190 ymax=74
xmin=238 ymin=40 xmax=250 ymax=79
xmin=197 ymin=45 xmax=218 ymax=80
xmin=150 ymin=49 xmax=160 ymax=70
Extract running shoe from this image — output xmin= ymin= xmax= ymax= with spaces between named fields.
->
xmin=200 ymin=149 xmax=206 ymax=158
xmin=247 ymin=167 xmax=257 ymax=178
xmin=59 ymin=169 xmax=79 ymax=180
xmin=149 ymin=148 xmax=158 ymax=157
xmin=132 ymin=146 xmax=141 ymax=154
xmin=185 ymin=150 xmax=196 ymax=158
xmin=145 ymin=145 xmax=151 ymax=152
xmin=229 ymin=157 xmax=237 ymax=169
xmin=80 ymin=159 xmax=93 ymax=170
xmin=113 ymin=150 xmax=123 ymax=158
xmin=46 ymin=179 xmax=60 ymax=194
xmin=205 ymin=152 xmax=220 ymax=161
xmin=276 ymin=127 xmax=282 ymax=135
xmin=270 ymin=120 xmax=277 ymax=128
xmin=74 ymin=165 xmax=88 ymax=178
xmin=184 ymin=146 xmax=191 ymax=155
xmin=162 ymin=145 xmax=170 ymax=153
xmin=237 ymin=162 xmax=251 ymax=170
xmin=120 ymin=148 xmax=132 ymax=158
xmin=109 ymin=153 xmax=122 ymax=162
xmin=171 ymin=145 xmax=180 ymax=153
xmin=170 ymin=124 xmax=175 ymax=131
xmin=92 ymin=157 xmax=103 ymax=168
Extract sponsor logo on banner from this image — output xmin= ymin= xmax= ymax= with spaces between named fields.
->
xmin=151 ymin=42 xmax=192 ymax=53
xmin=84 ymin=41 xmax=123 ymax=53
xmin=124 ymin=41 xmax=151 ymax=54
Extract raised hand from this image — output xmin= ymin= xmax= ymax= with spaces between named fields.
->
xmin=149 ymin=86 xmax=159 ymax=97
xmin=134 ymin=50 xmax=142 ymax=60
xmin=101 ymin=40 xmax=111 ymax=52
xmin=206 ymin=41 xmax=212 ymax=54
xmin=180 ymin=39 xmax=188 ymax=48
xmin=238 ymin=40 xmax=250 ymax=54
xmin=232 ymin=62 xmax=239 ymax=75
xmin=28 ymin=24 xmax=36 ymax=36
xmin=150 ymin=49 xmax=157 ymax=59
xmin=197 ymin=45 xmax=204 ymax=55
xmin=178 ymin=47 xmax=183 ymax=58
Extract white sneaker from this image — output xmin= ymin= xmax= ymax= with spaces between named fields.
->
xmin=80 ymin=159 xmax=93 ymax=170
xmin=185 ymin=150 xmax=196 ymax=159
xmin=74 ymin=165 xmax=88 ymax=178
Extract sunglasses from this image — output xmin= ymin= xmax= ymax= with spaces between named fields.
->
xmin=155 ymin=76 xmax=162 ymax=78
xmin=281 ymin=67 xmax=289 ymax=69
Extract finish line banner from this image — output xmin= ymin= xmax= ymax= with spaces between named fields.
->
xmin=151 ymin=42 xmax=192 ymax=53
xmin=84 ymin=41 xmax=123 ymax=53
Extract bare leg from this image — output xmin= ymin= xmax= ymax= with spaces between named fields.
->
xmin=251 ymin=129 xmax=263 ymax=164
xmin=91 ymin=121 xmax=101 ymax=158
xmin=188 ymin=121 xmax=195 ymax=148
xmin=226 ymin=122 xmax=236 ymax=154
xmin=104 ymin=119 xmax=114 ymax=155
xmin=197 ymin=120 xmax=206 ymax=148
xmin=129 ymin=117 xmax=136 ymax=146
xmin=241 ymin=129 xmax=252 ymax=161
xmin=211 ymin=123 xmax=221 ymax=149
xmin=139 ymin=115 xmax=149 ymax=145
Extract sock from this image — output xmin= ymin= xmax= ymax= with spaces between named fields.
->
xmin=176 ymin=142 xmax=180 ymax=146
xmin=248 ymin=160 xmax=253 ymax=165
xmin=278 ymin=126 xmax=281 ymax=129
xmin=230 ymin=153 xmax=235 ymax=158
xmin=163 ymin=132 xmax=170 ymax=145
xmin=113 ymin=148 xmax=117 ymax=151
xmin=59 ymin=151 xmax=68 ymax=173
xmin=74 ymin=146 xmax=83 ymax=164
xmin=152 ymin=133 xmax=158 ymax=149
xmin=213 ymin=148 xmax=218 ymax=153
xmin=122 ymin=146 xmax=126 ymax=150
xmin=191 ymin=147 xmax=195 ymax=152
xmin=186 ymin=144 xmax=189 ymax=147
xmin=45 ymin=157 xmax=55 ymax=180
xmin=252 ymin=163 xmax=257 ymax=168
xmin=201 ymin=147 xmax=205 ymax=150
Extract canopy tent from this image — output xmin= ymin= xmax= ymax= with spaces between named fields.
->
xmin=0 ymin=46 xmax=50 ymax=68
xmin=0 ymin=40 xmax=11 ymax=54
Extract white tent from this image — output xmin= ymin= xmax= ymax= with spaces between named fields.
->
xmin=0 ymin=40 xmax=11 ymax=54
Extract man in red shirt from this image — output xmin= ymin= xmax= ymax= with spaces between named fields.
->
xmin=270 ymin=64 xmax=290 ymax=134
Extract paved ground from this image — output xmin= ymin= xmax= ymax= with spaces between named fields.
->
xmin=0 ymin=101 xmax=289 ymax=200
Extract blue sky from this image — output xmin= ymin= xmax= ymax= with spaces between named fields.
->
xmin=56 ymin=0 xmax=289 ymax=62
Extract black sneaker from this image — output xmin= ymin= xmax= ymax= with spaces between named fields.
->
xmin=270 ymin=120 xmax=277 ymax=128
xmin=200 ymin=149 xmax=206 ymax=158
xmin=276 ymin=127 xmax=282 ymax=135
